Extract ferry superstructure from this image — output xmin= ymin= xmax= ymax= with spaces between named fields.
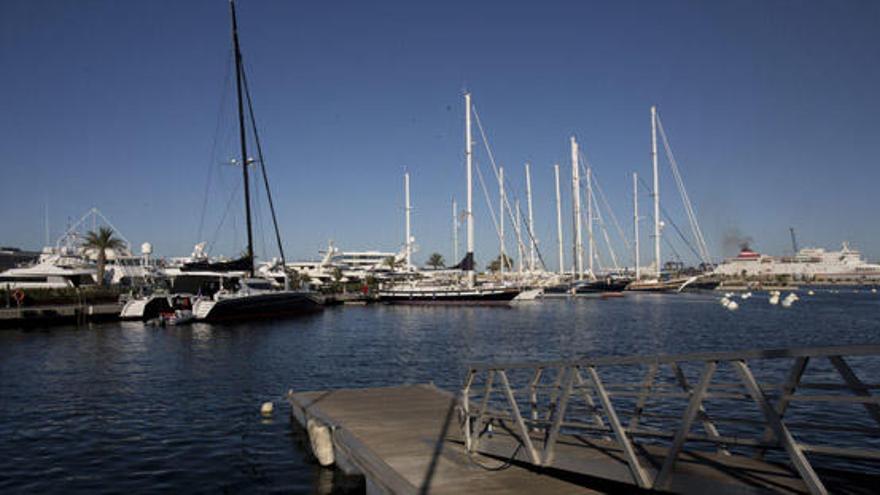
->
xmin=713 ymin=243 xmax=880 ymax=281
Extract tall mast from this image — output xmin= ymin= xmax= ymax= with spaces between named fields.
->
xmin=525 ymin=162 xmax=535 ymax=272
xmin=571 ymin=136 xmax=583 ymax=279
xmin=651 ymin=105 xmax=660 ymax=278
xmin=499 ymin=166 xmax=505 ymax=275
xmin=515 ymin=199 xmax=523 ymax=274
xmin=464 ymin=92 xmax=475 ymax=287
xmin=586 ymin=162 xmax=594 ymax=279
xmin=554 ymin=164 xmax=564 ymax=275
xmin=452 ymin=197 xmax=458 ymax=264
xmin=230 ymin=0 xmax=254 ymax=276
xmin=633 ymin=172 xmax=640 ymax=281
xmin=404 ymin=171 xmax=412 ymax=270
xmin=44 ymin=198 xmax=50 ymax=247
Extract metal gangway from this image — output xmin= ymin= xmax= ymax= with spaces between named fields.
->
xmin=461 ymin=345 xmax=880 ymax=494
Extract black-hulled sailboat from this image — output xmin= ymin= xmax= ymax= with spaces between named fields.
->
xmin=377 ymin=93 xmax=520 ymax=304
xmin=191 ymin=0 xmax=321 ymax=322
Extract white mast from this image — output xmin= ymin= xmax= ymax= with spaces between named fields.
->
xmin=465 ymin=92 xmax=475 ymax=287
xmin=452 ymin=197 xmax=459 ymax=264
xmin=44 ymin=198 xmax=50 ymax=247
xmin=651 ymin=105 xmax=661 ymax=278
xmin=525 ymin=162 xmax=536 ymax=272
xmin=554 ymin=164 xmax=564 ymax=275
xmin=499 ymin=166 xmax=505 ymax=275
xmin=586 ymin=163 xmax=594 ymax=279
xmin=515 ymin=199 xmax=523 ymax=273
xmin=571 ymin=136 xmax=583 ymax=279
xmin=404 ymin=171 xmax=412 ymax=271
xmin=633 ymin=172 xmax=640 ymax=281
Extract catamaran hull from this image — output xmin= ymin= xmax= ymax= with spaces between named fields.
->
xmin=120 ymin=295 xmax=173 ymax=321
xmin=377 ymin=288 xmax=520 ymax=305
xmin=196 ymin=292 xmax=323 ymax=322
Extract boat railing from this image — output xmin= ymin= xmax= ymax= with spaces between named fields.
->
xmin=461 ymin=344 xmax=880 ymax=494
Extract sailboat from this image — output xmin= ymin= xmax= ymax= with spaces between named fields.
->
xmin=175 ymin=1 xmax=322 ymax=321
xmin=377 ymin=93 xmax=520 ymax=304
xmin=626 ymin=106 xmax=717 ymax=293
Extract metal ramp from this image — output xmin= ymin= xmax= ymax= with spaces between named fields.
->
xmin=462 ymin=345 xmax=880 ymax=494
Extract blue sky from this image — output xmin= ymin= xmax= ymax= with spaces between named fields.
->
xmin=1 ymin=0 xmax=879 ymax=268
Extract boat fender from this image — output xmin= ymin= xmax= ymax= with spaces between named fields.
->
xmin=307 ymin=418 xmax=335 ymax=466
xmin=260 ymin=401 xmax=274 ymax=416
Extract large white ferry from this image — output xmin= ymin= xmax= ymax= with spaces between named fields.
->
xmin=713 ymin=243 xmax=880 ymax=281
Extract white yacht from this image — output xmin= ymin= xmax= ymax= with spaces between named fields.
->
xmin=6 ymin=207 xmax=159 ymax=289
xmin=0 ymin=248 xmax=96 ymax=290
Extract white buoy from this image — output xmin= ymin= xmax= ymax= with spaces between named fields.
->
xmin=720 ymin=297 xmax=731 ymax=307
xmin=769 ymin=294 xmax=780 ymax=305
xmin=261 ymin=401 xmax=274 ymax=416
xmin=740 ymin=292 xmax=752 ymax=300
xmin=307 ymin=418 xmax=335 ymax=466
xmin=873 ymin=288 xmax=877 ymax=294
xmin=726 ymin=300 xmax=739 ymax=311
xmin=807 ymin=290 xmax=815 ymax=296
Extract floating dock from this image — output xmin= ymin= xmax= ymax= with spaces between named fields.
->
xmin=0 ymin=303 xmax=122 ymax=328
xmin=289 ymin=384 xmax=602 ymax=494
xmin=289 ymin=346 xmax=880 ymax=494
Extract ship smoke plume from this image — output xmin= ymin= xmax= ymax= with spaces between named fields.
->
xmin=722 ymin=228 xmax=753 ymax=256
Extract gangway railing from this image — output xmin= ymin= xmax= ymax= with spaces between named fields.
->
xmin=461 ymin=345 xmax=880 ymax=494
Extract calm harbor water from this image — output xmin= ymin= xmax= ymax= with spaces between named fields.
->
xmin=1 ymin=290 xmax=879 ymax=493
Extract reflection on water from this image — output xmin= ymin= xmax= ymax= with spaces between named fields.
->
xmin=0 ymin=291 xmax=878 ymax=492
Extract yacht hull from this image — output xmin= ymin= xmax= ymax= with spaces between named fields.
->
xmin=196 ymin=291 xmax=323 ymax=322
xmin=574 ymin=279 xmax=630 ymax=295
xmin=377 ymin=288 xmax=520 ymax=305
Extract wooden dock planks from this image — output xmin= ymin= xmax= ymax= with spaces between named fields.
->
xmin=289 ymin=384 xmax=601 ymax=494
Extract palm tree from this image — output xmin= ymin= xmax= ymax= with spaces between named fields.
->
xmin=427 ymin=253 xmax=445 ymax=269
xmin=81 ymin=227 xmax=126 ymax=287
xmin=488 ymin=254 xmax=513 ymax=273
xmin=383 ymin=256 xmax=401 ymax=271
